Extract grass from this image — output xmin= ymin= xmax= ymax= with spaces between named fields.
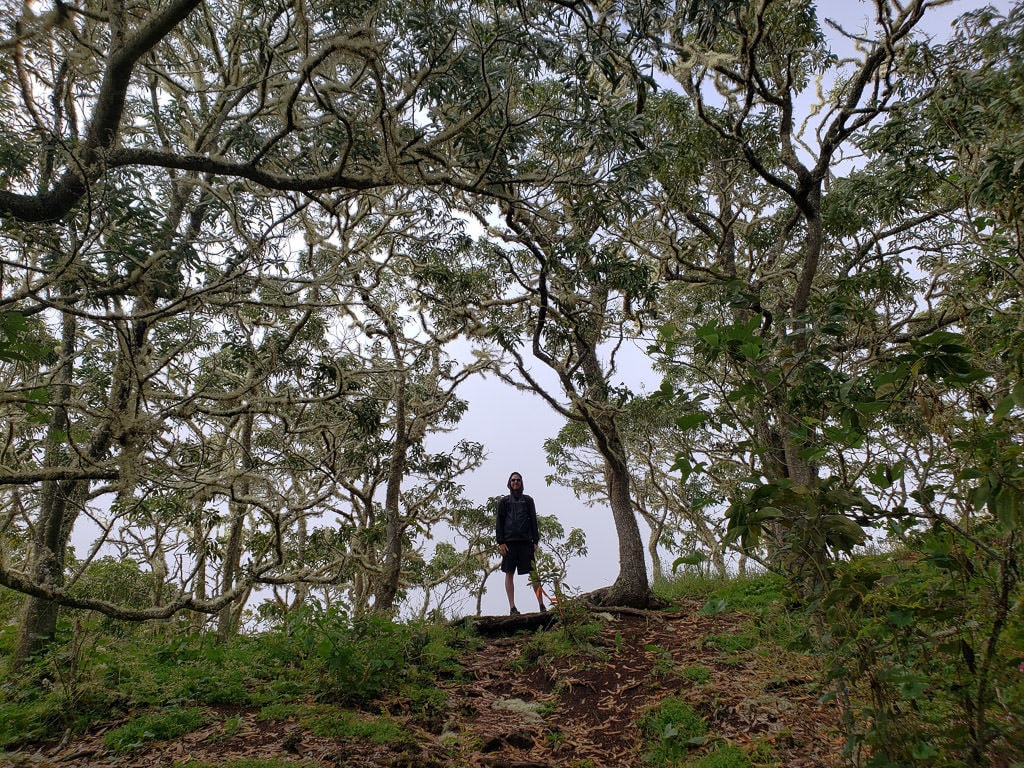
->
xmin=0 ymin=608 xmax=475 ymax=751
xmin=306 ymin=711 xmax=413 ymax=746
xmin=639 ymin=696 xmax=708 ymax=766
xmin=103 ymin=706 xmax=207 ymax=752
xmin=657 ymin=570 xmax=807 ymax=652
xmin=700 ymin=631 xmax=757 ymax=653
xmin=679 ymin=663 xmax=713 ymax=684
xmin=510 ymin=608 xmax=606 ymax=674
xmin=256 ymin=702 xmax=413 ymax=747
xmin=685 ymin=743 xmax=753 ymax=768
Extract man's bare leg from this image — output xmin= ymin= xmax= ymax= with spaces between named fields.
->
xmin=530 ymin=574 xmax=546 ymax=612
xmin=505 ymin=571 xmax=518 ymax=614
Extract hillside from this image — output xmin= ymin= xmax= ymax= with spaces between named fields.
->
xmin=2 ymin=597 xmax=844 ymax=768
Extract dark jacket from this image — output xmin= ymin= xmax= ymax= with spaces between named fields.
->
xmin=495 ymin=493 xmax=539 ymax=544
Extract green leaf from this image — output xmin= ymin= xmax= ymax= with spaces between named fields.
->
xmin=740 ymin=342 xmax=761 ymax=359
xmin=675 ymin=412 xmax=709 ymax=431
xmin=750 ymin=506 xmax=784 ymax=523
xmin=993 ymin=394 xmax=1015 ymax=422
xmin=868 ymin=463 xmax=892 ymax=489
xmin=886 ymin=609 xmax=915 ymax=628
xmin=912 ymin=742 xmax=939 ymax=760
xmin=972 ymin=480 xmax=994 ymax=510
xmin=823 ymin=516 xmax=867 ymax=548
xmin=699 ymin=598 xmax=728 ymax=615
xmin=672 ymin=552 xmax=707 ymax=570
xmin=1013 ymin=379 xmax=1024 ymax=407
xmin=991 ymin=485 xmax=1020 ymax=531
xmin=898 ymin=676 xmax=929 ymax=699
xmin=853 ymin=400 xmax=889 ymax=415
xmin=798 ymin=447 xmax=828 ymax=462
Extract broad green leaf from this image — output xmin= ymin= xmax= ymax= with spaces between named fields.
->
xmin=991 ymin=485 xmax=1020 ymax=531
xmin=672 ymin=552 xmax=707 ymax=570
xmin=675 ymin=412 xmax=709 ymax=430
xmin=750 ymin=506 xmax=784 ymax=523
xmin=1013 ymin=379 xmax=1024 ymax=406
xmin=993 ymin=394 xmax=1015 ymax=422
xmin=887 ymin=609 xmax=915 ymax=628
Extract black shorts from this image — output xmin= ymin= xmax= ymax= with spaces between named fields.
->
xmin=500 ymin=541 xmax=536 ymax=575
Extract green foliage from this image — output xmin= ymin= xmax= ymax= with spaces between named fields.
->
xmin=700 ymin=631 xmax=756 ymax=654
xmin=103 ymin=706 xmax=206 ymax=752
xmin=646 ymin=643 xmax=679 ymax=678
xmin=724 ymin=477 xmax=872 ymax=582
xmin=686 ymin=744 xmax=753 ymax=768
xmin=0 ymin=606 xmax=476 ymax=750
xmin=275 ymin=605 xmax=468 ymax=706
xmin=510 ymin=606 xmax=605 ymax=674
xmin=679 ymin=664 xmax=713 ymax=685
xmin=0 ymin=619 xmax=128 ymax=747
xmin=639 ymin=696 xmax=708 ymax=766
xmin=0 ymin=311 xmax=57 ymax=364
xmin=67 ymin=558 xmax=164 ymax=633
xmin=0 ymin=693 xmax=65 ymax=750
xmin=819 ymin=532 xmax=1023 ymax=767
xmin=308 ymin=711 xmax=412 ymax=746
xmin=259 ymin=704 xmax=414 ymax=747
xmin=118 ymin=633 xmax=292 ymax=707
xmin=657 ymin=571 xmax=787 ymax=612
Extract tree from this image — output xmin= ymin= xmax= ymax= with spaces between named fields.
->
xmin=813 ymin=7 xmax=1024 ymax=761
xmin=0 ymin=0 xmax=572 ymax=223
xmin=634 ymin=3 xmax=1023 ymax=759
xmin=544 ymin=396 xmax=729 ymax=582
xmin=632 ymin=0 xmax=942 ymax=580
xmin=0 ymin=0 xmax=596 ymax=653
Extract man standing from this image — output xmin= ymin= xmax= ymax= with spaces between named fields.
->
xmin=496 ymin=471 xmax=546 ymax=615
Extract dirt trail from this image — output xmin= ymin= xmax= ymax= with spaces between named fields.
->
xmin=437 ymin=600 xmax=844 ymax=767
xmin=3 ymin=599 xmax=846 ymax=767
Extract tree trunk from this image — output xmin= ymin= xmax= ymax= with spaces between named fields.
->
xmin=14 ymin=481 xmax=78 ymax=664
xmin=372 ymin=387 xmax=409 ymax=613
xmin=217 ymin=412 xmax=252 ymax=642
xmin=13 ymin=310 xmax=79 ymax=665
xmin=577 ymin=340 xmax=654 ymax=608
xmin=598 ymin=451 xmax=653 ymax=606
xmin=13 ymin=305 xmax=128 ymax=662
xmin=647 ymin=523 xmax=665 ymax=585
xmin=289 ymin=512 xmax=309 ymax=611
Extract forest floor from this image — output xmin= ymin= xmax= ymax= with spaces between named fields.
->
xmin=3 ymin=597 xmax=847 ymax=768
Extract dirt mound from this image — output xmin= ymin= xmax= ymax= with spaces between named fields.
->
xmin=3 ymin=599 xmax=844 ymax=767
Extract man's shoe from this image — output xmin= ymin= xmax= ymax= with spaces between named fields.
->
xmin=510 ymin=607 xmax=520 ymax=616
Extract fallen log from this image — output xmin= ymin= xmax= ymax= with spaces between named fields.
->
xmin=450 ymin=610 xmax=558 ymax=637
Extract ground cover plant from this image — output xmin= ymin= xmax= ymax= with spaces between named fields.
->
xmin=1 ymin=561 xmax=1020 ymax=766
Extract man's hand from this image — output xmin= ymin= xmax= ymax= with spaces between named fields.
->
xmin=499 ymin=543 xmax=508 ymax=557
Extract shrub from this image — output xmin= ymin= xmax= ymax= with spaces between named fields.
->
xmin=639 ymin=696 xmax=707 ymax=766
xmin=819 ymin=532 xmax=1024 ymax=767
